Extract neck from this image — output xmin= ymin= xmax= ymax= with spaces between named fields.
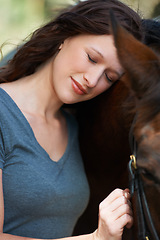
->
xmin=5 ymin=60 xmax=63 ymax=120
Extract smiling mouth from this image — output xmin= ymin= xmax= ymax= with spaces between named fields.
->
xmin=71 ymin=77 xmax=87 ymax=95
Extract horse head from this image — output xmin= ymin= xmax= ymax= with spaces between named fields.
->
xmin=110 ymin=11 xmax=160 ymax=240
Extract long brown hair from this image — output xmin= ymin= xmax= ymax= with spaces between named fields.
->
xmin=0 ymin=0 xmax=143 ymax=83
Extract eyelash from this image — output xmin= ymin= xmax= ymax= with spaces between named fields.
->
xmin=88 ymin=54 xmax=113 ymax=83
xmin=105 ymin=73 xmax=113 ymax=83
xmin=88 ymin=54 xmax=97 ymax=64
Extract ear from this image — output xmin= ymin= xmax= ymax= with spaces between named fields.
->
xmin=110 ymin=11 xmax=160 ymax=99
xmin=59 ymin=43 xmax=63 ymax=50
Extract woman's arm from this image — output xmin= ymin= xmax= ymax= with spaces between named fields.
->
xmin=0 ymin=169 xmax=132 ymax=240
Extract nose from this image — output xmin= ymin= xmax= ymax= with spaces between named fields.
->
xmin=83 ymin=68 xmax=103 ymax=88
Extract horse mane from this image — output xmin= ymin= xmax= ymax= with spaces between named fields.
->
xmin=142 ymin=19 xmax=160 ymax=52
xmin=135 ymin=19 xmax=160 ymax=125
xmin=121 ymin=19 xmax=160 ymax=127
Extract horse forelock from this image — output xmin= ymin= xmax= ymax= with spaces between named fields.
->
xmin=113 ymin=25 xmax=160 ymax=128
xmin=121 ymin=69 xmax=160 ymax=133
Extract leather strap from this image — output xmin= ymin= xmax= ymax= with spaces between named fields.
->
xmin=128 ymin=158 xmax=159 ymax=240
xmin=129 ymin=160 xmax=149 ymax=240
xmin=139 ymin=174 xmax=159 ymax=240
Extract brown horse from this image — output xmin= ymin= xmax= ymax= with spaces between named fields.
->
xmin=73 ymin=17 xmax=160 ymax=240
xmin=111 ymin=13 xmax=160 ymax=239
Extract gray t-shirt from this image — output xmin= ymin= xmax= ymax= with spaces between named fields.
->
xmin=0 ymin=88 xmax=90 ymax=239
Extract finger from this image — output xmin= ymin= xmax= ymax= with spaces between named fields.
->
xmin=100 ymin=213 xmax=133 ymax=237
xmin=115 ymin=213 xmax=133 ymax=230
xmin=100 ymin=200 xmax=132 ymax=226
xmin=123 ymin=189 xmax=131 ymax=200
xmin=124 ymin=188 xmax=130 ymax=193
xmin=126 ymin=219 xmax=133 ymax=229
xmin=106 ymin=195 xmax=127 ymax=212
xmin=114 ymin=203 xmax=132 ymax=220
xmin=100 ymin=188 xmax=124 ymax=207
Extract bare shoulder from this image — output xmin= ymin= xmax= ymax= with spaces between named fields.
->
xmin=0 ymin=82 xmax=18 ymax=96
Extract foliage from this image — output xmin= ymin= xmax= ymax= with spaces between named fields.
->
xmin=0 ymin=0 xmax=159 ymax=57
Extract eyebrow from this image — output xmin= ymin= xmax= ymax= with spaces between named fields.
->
xmin=90 ymin=47 xmax=104 ymax=59
xmin=108 ymin=68 xmax=125 ymax=78
xmin=116 ymin=71 xmax=125 ymax=79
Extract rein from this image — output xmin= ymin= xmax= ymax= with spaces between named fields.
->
xmin=128 ymin=124 xmax=159 ymax=240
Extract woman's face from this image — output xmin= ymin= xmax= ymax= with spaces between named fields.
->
xmin=52 ymin=34 xmax=124 ymax=104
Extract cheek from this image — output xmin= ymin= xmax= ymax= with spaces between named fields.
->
xmin=87 ymin=82 xmax=110 ymax=101
xmin=69 ymin=52 xmax=88 ymax=72
xmin=95 ymin=81 xmax=111 ymax=96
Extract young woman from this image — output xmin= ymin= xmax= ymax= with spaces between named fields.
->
xmin=0 ymin=0 xmax=143 ymax=239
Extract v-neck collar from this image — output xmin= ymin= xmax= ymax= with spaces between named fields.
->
xmin=0 ymin=87 xmax=72 ymax=165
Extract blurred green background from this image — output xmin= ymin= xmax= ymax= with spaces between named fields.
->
xmin=0 ymin=0 xmax=160 ymax=57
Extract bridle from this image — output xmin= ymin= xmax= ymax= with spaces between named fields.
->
xmin=128 ymin=123 xmax=159 ymax=240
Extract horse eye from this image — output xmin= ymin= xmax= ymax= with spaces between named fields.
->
xmin=141 ymin=169 xmax=153 ymax=181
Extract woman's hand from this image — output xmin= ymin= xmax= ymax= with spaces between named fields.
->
xmin=93 ymin=188 xmax=133 ymax=240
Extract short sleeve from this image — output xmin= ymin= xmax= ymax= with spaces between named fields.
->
xmin=0 ymin=126 xmax=5 ymax=169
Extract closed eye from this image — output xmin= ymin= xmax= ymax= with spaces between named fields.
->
xmin=88 ymin=54 xmax=97 ymax=64
xmin=88 ymin=53 xmax=116 ymax=84
xmin=105 ymin=73 xmax=113 ymax=84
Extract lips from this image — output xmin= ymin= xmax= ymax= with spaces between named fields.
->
xmin=71 ymin=77 xmax=87 ymax=95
